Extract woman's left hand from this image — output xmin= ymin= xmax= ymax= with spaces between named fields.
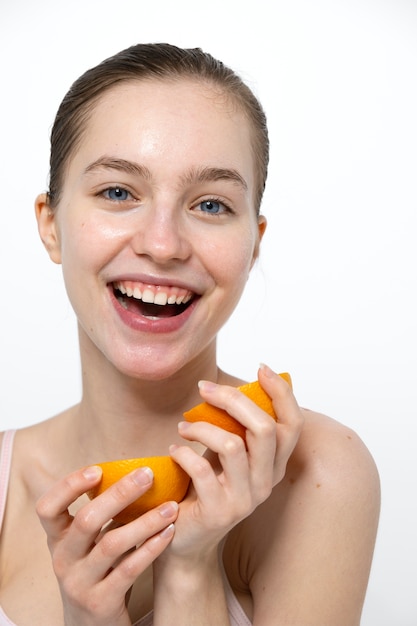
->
xmin=166 ymin=364 xmax=304 ymax=559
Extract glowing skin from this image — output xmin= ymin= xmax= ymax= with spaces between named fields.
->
xmin=37 ymin=79 xmax=266 ymax=381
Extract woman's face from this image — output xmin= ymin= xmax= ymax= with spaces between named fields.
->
xmin=37 ymin=79 xmax=266 ymax=380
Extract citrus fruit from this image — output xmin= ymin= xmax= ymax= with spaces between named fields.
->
xmin=183 ymin=372 xmax=292 ymax=440
xmin=87 ymin=456 xmax=190 ymax=524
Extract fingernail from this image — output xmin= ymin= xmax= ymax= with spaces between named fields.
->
xmin=259 ymin=363 xmax=274 ymax=378
xmin=82 ymin=465 xmax=102 ymax=480
xmin=160 ymin=523 xmax=175 ymax=538
xmin=178 ymin=420 xmax=190 ymax=432
xmin=159 ymin=501 xmax=179 ymax=518
xmin=132 ymin=467 xmax=153 ymax=485
xmin=198 ymin=380 xmax=218 ymax=392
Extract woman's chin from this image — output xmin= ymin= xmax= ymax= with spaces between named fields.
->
xmin=112 ymin=352 xmax=195 ymax=383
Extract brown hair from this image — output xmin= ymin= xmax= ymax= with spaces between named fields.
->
xmin=47 ymin=43 xmax=269 ymax=213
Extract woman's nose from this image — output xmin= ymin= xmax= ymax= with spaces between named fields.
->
xmin=130 ymin=205 xmax=192 ymax=264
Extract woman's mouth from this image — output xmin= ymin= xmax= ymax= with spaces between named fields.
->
xmin=112 ymin=280 xmax=196 ymax=320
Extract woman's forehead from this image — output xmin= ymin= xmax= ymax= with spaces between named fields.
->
xmin=89 ymin=77 xmax=246 ymax=126
xmin=68 ymin=79 xmax=256 ymax=189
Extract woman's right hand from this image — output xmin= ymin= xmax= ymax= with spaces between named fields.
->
xmin=36 ymin=465 xmax=178 ymax=626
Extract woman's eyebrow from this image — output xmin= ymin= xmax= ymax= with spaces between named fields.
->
xmin=83 ymin=157 xmax=152 ymax=180
xmin=180 ymin=166 xmax=248 ymax=191
xmin=83 ymin=158 xmax=247 ymax=191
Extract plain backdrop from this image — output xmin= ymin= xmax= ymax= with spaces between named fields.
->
xmin=0 ymin=1 xmax=416 ymax=624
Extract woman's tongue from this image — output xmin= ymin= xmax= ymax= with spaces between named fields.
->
xmin=122 ymin=296 xmax=182 ymax=319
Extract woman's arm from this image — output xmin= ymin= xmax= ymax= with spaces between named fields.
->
xmin=152 ymin=366 xmax=304 ymax=625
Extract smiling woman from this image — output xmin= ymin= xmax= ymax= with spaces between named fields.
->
xmin=0 ymin=43 xmax=379 ymax=626
xmin=37 ymin=75 xmax=263 ymax=379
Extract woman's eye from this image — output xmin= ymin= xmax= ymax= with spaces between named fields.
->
xmin=103 ymin=187 xmax=131 ymax=202
xmin=198 ymin=200 xmax=226 ymax=215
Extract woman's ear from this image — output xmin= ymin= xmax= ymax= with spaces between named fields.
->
xmin=34 ymin=193 xmax=62 ymax=264
xmin=251 ymin=214 xmax=267 ymax=268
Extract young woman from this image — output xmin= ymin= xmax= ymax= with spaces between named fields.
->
xmin=0 ymin=43 xmax=380 ymax=626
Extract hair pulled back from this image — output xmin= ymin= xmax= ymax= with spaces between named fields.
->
xmin=48 ymin=43 xmax=269 ymax=213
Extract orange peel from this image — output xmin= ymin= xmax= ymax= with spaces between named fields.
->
xmin=87 ymin=455 xmax=190 ymax=524
xmin=183 ymin=372 xmax=292 ymax=440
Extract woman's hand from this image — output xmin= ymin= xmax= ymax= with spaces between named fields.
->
xmin=36 ymin=465 xmax=178 ymax=626
xmin=166 ymin=364 xmax=304 ymax=560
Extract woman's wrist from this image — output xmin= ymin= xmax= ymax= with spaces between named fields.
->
xmin=153 ymin=544 xmax=220 ymax=588
xmin=153 ymin=553 xmax=230 ymax=626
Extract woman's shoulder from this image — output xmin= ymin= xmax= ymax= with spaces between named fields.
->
xmin=225 ymin=409 xmax=380 ymax=622
xmin=236 ymin=407 xmax=380 ymax=545
xmin=1 ymin=421 xmax=47 ymax=457
xmin=299 ymin=405 xmax=376 ymax=454
xmin=281 ymin=407 xmax=380 ymax=510
xmin=0 ymin=418 xmax=66 ymax=486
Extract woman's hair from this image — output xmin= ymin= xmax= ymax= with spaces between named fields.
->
xmin=47 ymin=42 xmax=269 ymax=213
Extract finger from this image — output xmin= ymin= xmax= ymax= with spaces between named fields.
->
xmin=257 ymin=364 xmax=304 ymax=480
xmin=180 ymin=400 xmax=277 ymax=505
xmin=90 ymin=501 xmax=178 ymax=578
xmin=169 ymin=443 xmax=223 ymax=504
xmin=183 ymin=380 xmax=281 ymax=500
xmin=192 ymin=380 xmax=278 ymax=472
xmin=258 ymin=364 xmax=304 ymax=430
xmin=177 ymin=420 xmax=251 ymax=492
xmin=104 ymin=522 xmax=176 ymax=595
xmin=58 ymin=520 xmax=176 ymax=621
xmin=171 ymin=432 xmax=263 ymax=525
xmin=62 ymin=468 xmax=155 ymax=560
xmin=36 ymin=465 xmax=103 ymax=541
xmin=194 ymin=368 xmax=303 ymax=491
xmin=196 ymin=380 xmax=278 ymax=439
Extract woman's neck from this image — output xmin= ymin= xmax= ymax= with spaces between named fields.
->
xmin=70 ymin=344 xmax=222 ymax=463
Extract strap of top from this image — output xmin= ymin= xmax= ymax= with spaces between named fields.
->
xmin=0 ymin=430 xmax=16 ymax=532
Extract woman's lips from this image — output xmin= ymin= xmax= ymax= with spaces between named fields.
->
xmin=109 ymin=280 xmax=199 ymax=332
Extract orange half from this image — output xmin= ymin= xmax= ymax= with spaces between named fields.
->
xmin=87 ymin=456 xmax=191 ymax=524
xmin=183 ymin=372 xmax=292 ymax=440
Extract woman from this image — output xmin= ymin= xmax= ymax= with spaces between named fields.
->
xmin=0 ymin=43 xmax=380 ymax=625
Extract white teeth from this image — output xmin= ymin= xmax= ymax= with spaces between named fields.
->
xmin=154 ymin=292 xmax=168 ymax=305
xmin=142 ymin=288 xmax=155 ymax=303
xmin=114 ymin=282 xmax=193 ymax=306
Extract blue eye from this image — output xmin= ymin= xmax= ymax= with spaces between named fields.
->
xmin=199 ymin=200 xmax=223 ymax=214
xmin=104 ymin=187 xmax=130 ymax=201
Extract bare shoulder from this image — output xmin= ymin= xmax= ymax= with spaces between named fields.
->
xmin=277 ymin=407 xmax=381 ymax=534
xmin=296 ymin=407 xmax=380 ymax=483
xmin=226 ymin=409 xmax=381 ymax=625
xmin=0 ymin=417 xmax=69 ymax=489
xmin=241 ymin=406 xmax=380 ymax=546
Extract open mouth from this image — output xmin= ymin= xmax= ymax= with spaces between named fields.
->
xmin=112 ymin=280 xmax=196 ymax=320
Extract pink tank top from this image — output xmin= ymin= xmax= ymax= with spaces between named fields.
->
xmin=0 ymin=430 xmax=252 ymax=626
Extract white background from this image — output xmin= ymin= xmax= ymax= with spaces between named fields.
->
xmin=0 ymin=1 xmax=416 ymax=624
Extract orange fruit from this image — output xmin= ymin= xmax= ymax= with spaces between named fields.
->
xmin=183 ymin=372 xmax=292 ymax=440
xmin=87 ymin=456 xmax=190 ymax=524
